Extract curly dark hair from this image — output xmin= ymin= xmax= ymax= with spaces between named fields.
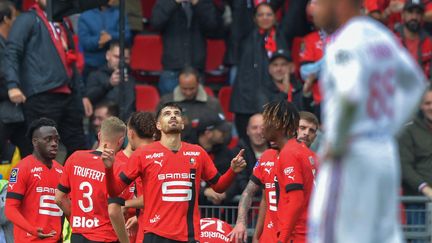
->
xmin=127 ymin=112 xmax=157 ymax=139
xmin=263 ymin=100 xmax=299 ymax=138
xmin=26 ymin=118 xmax=57 ymax=140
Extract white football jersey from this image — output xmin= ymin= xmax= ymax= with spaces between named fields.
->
xmin=321 ymin=16 xmax=427 ymax=144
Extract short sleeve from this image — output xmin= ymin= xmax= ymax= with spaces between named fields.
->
xmin=120 ymin=151 xmax=142 ymax=186
xmin=277 ymin=150 xmax=304 ymax=193
xmin=201 ymin=150 xmax=220 ymax=185
xmin=250 ymin=161 xmax=264 ymax=187
xmin=57 ymin=156 xmax=72 ymax=193
xmin=6 ymin=165 xmax=27 ymax=200
xmin=300 ymin=37 xmax=317 ymax=63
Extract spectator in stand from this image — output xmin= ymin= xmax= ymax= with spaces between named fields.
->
xmin=0 ymin=1 xmax=31 ymax=160
xmin=299 ymin=24 xmax=326 ymax=121
xmin=150 ymin=0 xmax=222 ymax=95
xmin=158 ymin=67 xmax=224 ymax=142
xmin=3 ymin=0 xmax=89 ymax=157
xmin=78 ymin=0 xmax=132 ymax=81
xmin=297 ymin=111 xmax=319 ymax=148
xmin=195 ymin=113 xmax=239 ymax=207
xmin=230 ymin=3 xmax=288 ymax=142
xmin=126 ymin=0 xmax=143 ymax=36
xmin=396 ymin=0 xmax=432 ymax=80
xmin=281 ymin=0 xmax=314 ymax=46
xmin=85 ymin=41 xmax=135 ymax=121
xmin=269 ymin=49 xmax=304 ymax=110
xmin=89 ymin=101 xmax=120 ymax=149
xmin=399 ymin=86 xmax=432 ymax=239
xmin=234 ymin=113 xmax=268 ymax=193
xmin=364 ymin=0 xmax=405 ymax=30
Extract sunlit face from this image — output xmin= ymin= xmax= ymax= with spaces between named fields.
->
xmin=421 ymin=91 xmax=432 ymax=122
xmin=297 ymin=119 xmax=318 ymax=147
xmin=255 ymin=4 xmax=276 ymax=31
xmin=157 ymin=106 xmax=184 ymax=134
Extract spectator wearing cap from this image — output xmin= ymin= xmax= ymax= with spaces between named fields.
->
xmin=269 ymin=49 xmax=304 ymax=110
xmin=78 ymin=0 xmax=132 ymax=81
xmin=150 ymin=0 xmax=222 ymax=95
xmin=195 ymin=113 xmax=239 ymax=207
xmin=230 ymin=3 xmax=288 ymax=142
xmin=157 ymin=67 xmax=224 ymax=141
xmin=395 ymin=0 xmax=432 ymax=80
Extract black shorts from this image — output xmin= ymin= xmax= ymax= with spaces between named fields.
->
xmin=143 ymin=232 xmax=197 ymax=243
xmin=71 ymin=233 xmax=119 ymax=243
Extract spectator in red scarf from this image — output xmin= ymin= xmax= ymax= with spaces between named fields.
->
xmin=230 ymin=2 xmax=288 ymax=142
xmin=2 ymin=0 xmax=89 ymax=156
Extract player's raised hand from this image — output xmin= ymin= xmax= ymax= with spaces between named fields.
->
xmin=231 ymin=149 xmax=247 ymax=173
xmin=227 ymin=222 xmax=247 ymax=243
xmin=101 ymin=144 xmax=115 ymax=169
xmin=36 ymin=228 xmax=56 ymax=239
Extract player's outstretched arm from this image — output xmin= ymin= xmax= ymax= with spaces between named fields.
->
xmin=228 ymin=180 xmax=260 ymax=243
xmin=108 ymin=203 xmax=130 ymax=243
xmin=252 ymin=195 xmax=267 ymax=243
xmin=125 ymin=195 xmax=144 ymax=209
xmin=5 ymin=199 xmax=56 ymax=238
xmin=101 ymin=147 xmax=129 ymax=197
xmin=211 ymin=149 xmax=247 ymax=193
xmin=54 ymin=190 xmax=71 ymax=218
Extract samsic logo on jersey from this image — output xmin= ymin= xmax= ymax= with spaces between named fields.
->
xmin=157 ymin=173 xmax=196 ymax=180
xmin=146 ymin=153 xmax=164 ymax=159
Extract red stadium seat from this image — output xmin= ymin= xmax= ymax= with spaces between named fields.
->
xmin=204 ymin=86 xmax=215 ymax=97
xmin=135 ymin=85 xmax=160 ymax=112
xmin=131 ymin=35 xmax=163 ymax=72
xmin=205 ymin=39 xmax=227 ymax=84
xmin=218 ymin=86 xmax=234 ymax=122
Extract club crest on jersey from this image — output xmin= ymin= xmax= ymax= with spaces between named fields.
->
xmin=309 ymin=156 xmax=315 ymax=166
xmin=9 ymin=168 xmax=18 ymax=183
xmin=335 ymin=50 xmax=352 ymax=65
xmin=284 ymin=166 xmax=294 ymax=176
xmin=190 ymin=157 xmax=196 ymax=166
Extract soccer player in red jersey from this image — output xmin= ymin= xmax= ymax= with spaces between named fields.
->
xmin=55 ymin=117 xmax=130 ymax=243
xmin=5 ymin=118 xmax=66 ymax=242
xmin=101 ymin=102 xmax=247 ymax=243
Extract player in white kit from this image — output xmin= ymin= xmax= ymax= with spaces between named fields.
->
xmin=308 ymin=0 xmax=428 ymax=242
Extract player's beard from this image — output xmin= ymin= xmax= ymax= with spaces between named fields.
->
xmin=405 ymin=20 xmax=421 ymax=33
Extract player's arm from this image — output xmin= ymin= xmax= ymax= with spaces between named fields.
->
xmin=108 ymin=201 xmax=130 ymax=243
xmin=228 ymin=179 xmax=261 ymax=243
xmin=209 ymin=149 xmax=247 ymax=193
xmin=124 ymin=195 xmax=144 ymax=209
xmin=252 ymin=194 xmax=267 ymax=243
xmin=54 ymin=190 xmax=71 ymax=218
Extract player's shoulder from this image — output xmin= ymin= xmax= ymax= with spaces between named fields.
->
xmin=181 ymin=142 xmax=207 ymax=156
xmin=13 ymin=155 xmax=36 ymax=169
xmin=260 ymin=149 xmax=279 ymax=160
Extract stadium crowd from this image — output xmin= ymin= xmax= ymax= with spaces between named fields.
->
xmin=0 ymin=0 xmax=430 ymax=242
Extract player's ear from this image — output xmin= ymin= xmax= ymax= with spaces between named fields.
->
xmin=97 ymin=132 xmax=101 ymax=142
xmin=156 ymin=121 xmax=162 ymax=131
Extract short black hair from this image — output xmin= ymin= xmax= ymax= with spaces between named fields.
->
xmin=127 ymin=112 xmax=156 ymax=139
xmin=109 ymin=40 xmax=130 ymax=51
xmin=0 ymin=1 xmax=13 ymax=24
xmin=156 ymin=102 xmax=183 ymax=120
xmin=95 ymin=101 xmax=120 ymax=117
xmin=178 ymin=66 xmax=200 ymax=82
xmin=26 ymin=118 xmax=57 ymax=140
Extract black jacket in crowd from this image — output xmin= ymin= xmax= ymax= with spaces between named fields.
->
xmin=230 ymin=28 xmax=288 ymax=115
xmin=3 ymin=11 xmax=84 ymax=98
xmin=85 ymin=65 xmax=136 ymax=121
xmin=150 ymin=0 xmax=222 ymax=71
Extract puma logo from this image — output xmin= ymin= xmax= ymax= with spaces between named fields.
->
xmin=33 ymin=174 xmax=41 ymax=180
xmin=8 ymin=184 xmax=14 ymax=190
xmin=154 ymin=160 xmax=163 ymax=167
xmin=288 ymin=175 xmax=295 ymax=181
xmin=264 ymin=168 xmax=272 ymax=175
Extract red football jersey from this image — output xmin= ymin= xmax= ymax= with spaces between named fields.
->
xmin=276 ymin=139 xmax=317 ymax=242
xmin=300 ymin=31 xmax=324 ymax=105
xmin=250 ymin=149 xmax=279 ymax=243
xmin=6 ymin=155 xmax=64 ymax=243
xmin=199 ymin=218 xmax=233 ymax=243
xmin=120 ymin=141 xmax=220 ymax=242
xmin=58 ymin=150 xmax=128 ymax=242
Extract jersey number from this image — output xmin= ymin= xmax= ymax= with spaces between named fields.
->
xmin=78 ymin=182 xmax=93 ymax=213
xmin=268 ymin=191 xmax=277 ymax=212
xmin=367 ymin=68 xmax=395 ymax=119
xmin=39 ymin=195 xmax=63 ymax=216
xmin=200 ymin=218 xmax=225 ymax=233
xmin=161 ymin=181 xmax=192 ymax=202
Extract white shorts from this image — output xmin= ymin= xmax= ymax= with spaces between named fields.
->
xmin=308 ymin=138 xmax=404 ymax=243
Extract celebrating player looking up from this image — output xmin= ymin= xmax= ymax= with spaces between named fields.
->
xmin=102 ymin=102 xmax=247 ymax=243
xmin=6 ymin=118 xmax=65 ymax=242
xmin=55 ymin=117 xmax=130 ymax=243
xmin=309 ymin=0 xmax=427 ymax=242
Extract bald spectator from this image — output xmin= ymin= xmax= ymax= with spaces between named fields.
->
xmin=158 ymin=67 xmax=224 ymax=141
